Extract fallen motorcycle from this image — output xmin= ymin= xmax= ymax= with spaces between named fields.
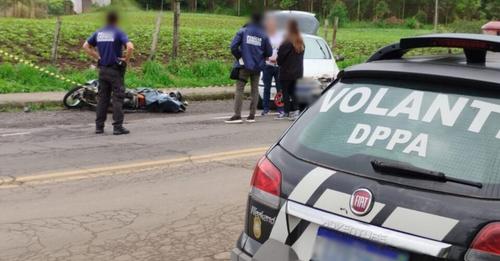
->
xmin=63 ymin=80 xmax=187 ymax=113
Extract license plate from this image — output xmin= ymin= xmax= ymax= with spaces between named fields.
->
xmin=312 ymin=228 xmax=410 ymax=261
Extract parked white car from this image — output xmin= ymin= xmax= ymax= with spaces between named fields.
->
xmin=258 ymin=11 xmax=340 ymax=109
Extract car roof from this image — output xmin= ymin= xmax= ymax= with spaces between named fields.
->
xmin=343 ymin=57 xmax=500 ymax=89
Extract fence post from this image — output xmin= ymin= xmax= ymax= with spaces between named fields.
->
xmin=149 ymin=12 xmax=162 ymax=60
xmin=172 ymin=0 xmax=181 ymax=60
xmin=323 ymin=19 xmax=329 ymax=43
xmin=51 ymin=16 xmax=62 ymax=65
xmin=332 ymin=16 xmax=339 ymax=51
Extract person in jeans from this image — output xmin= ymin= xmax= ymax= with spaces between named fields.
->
xmin=226 ymin=13 xmax=273 ymax=124
xmin=277 ymin=20 xmax=305 ymax=121
xmin=262 ymin=16 xmax=284 ymax=117
xmin=83 ymin=11 xmax=134 ymax=135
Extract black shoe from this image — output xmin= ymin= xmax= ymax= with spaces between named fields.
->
xmin=246 ymin=115 xmax=256 ymax=123
xmin=113 ymin=126 xmax=130 ymax=135
xmin=225 ymin=115 xmax=243 ymax=124
xmin=95 ymin=127 xmax=104 ymax=134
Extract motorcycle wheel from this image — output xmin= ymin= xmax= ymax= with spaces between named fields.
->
xmin=63 ymin=86 xmax=85 ymax=109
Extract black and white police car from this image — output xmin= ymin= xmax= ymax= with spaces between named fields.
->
xmin=232 ymin=34 xmax=500 ymax=261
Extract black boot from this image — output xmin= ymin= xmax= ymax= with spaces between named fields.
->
xmin=95 ymin=126 xmax=104 ymax=134
xmin=113 ymin=126 xmax=130 ymax=135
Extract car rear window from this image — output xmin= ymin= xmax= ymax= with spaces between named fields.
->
xmin=281 ymin=78 xmax=500 ymax=198
xmin=304 ymin=38 xmax=331 ymax=60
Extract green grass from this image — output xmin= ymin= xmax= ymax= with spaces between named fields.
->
xmin=0 ymin=60 xmax=233 ymax=93
xmin=0 ymin=11 xmax=436 ymax=93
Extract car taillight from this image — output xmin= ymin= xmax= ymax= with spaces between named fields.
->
xmin=471 ymin=223 xmax=500 ymax=256
xmin=251 ymin=157 xmax=281 ymax=196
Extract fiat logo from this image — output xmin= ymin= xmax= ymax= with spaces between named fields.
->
xmin=350 ymin=188 xmax=374 ymax=216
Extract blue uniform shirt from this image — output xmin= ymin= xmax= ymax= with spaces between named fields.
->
xmin=230 ymin=23 xmax=273 ymax=72
xmin=87 ymin=25 xmax=129 ymax=66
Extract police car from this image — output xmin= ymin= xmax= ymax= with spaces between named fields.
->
xmin=232 ymin=34 xmax=500 ymax=261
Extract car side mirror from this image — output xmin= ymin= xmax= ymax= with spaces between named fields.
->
xmin=335 ymin=55 xmax=345 ymax=62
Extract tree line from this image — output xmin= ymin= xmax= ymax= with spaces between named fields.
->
xmin=1 ymin=0 xmax=499 ymax=23
xmin=137 ymin=0 xmax=498 ymax=23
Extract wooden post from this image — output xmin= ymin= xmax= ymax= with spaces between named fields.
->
xmin=434 ymin=0 xmax=439 ymax=31
xmin=51 ymin=16 xmax=62 ymax=64
xmin=149 ymin=12 xmax=162 ymax=60
xmin=323 ymin=19 xmax=328 ymax=42
xmin=357 ymin=0 xmax=361 ymax=21
xmin=172 ymin=0 xmax=180 ymax=60
xmin=331 ymin=16 xmax=339 ymax=51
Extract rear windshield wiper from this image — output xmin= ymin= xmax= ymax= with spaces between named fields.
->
xmin=371 ymin=160 xmax=483 ymax=189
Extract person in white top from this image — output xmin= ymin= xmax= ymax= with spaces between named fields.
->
xmin=262 ymin=16 xmax=285 ymax=116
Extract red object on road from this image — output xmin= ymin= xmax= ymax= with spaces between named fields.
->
xmin=482 ymin=21 xmax=500 ymax=35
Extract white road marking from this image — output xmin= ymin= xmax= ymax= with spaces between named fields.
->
xmin=212 ymin=113 xmax=279 ymax=120
xmin=0 ymin=132 xmax=31 ymax=137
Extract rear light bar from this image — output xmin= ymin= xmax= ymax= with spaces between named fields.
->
xmin=250 ymin=157 xmax=282 ymax=208
xmin=466 ymin=222 xmax=500 ymax=261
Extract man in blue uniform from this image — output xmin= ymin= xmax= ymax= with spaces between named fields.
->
xmin=83 ymin=11 xmax=134 ymax=135
xmin=226 ymin=13 xmax=273 ymax=124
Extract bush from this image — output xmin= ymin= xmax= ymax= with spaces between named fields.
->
xmin=330 ymin=1 xmax=349 ymax=26
xmin=385 ymin=16 xmax=404 ymax=26
xmin=414 ymin=10 xmax=427 ymax=24
xmin=404 ymin=17 xmax=420 ymax=29
xmin=48 ymin=0 xmax=73 ymax=16
xmin=446 ymin=19 xmax=488 ymax=33
xmin=375 ymin=0 xmax=390 ymax=20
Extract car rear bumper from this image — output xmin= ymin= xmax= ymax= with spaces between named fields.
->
xmin=232 ymin=239 xmax=300 ymax=261
xmin=231 ymin=248 xmax=252 ymax=261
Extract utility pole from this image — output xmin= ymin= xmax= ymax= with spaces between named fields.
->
xmin=434 ymin=0 xmax=439 ymax=31
xmin=172 ymin=0 xmax=181 ymax=59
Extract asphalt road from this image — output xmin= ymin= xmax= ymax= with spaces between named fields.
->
xmin=0 ymin=100 xmax=291 ymax=261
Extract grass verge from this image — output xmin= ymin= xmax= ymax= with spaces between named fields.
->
xmin=0 ymin=60 xmax=233 ymax=94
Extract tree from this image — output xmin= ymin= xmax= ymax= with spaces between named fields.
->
xmin=456 ymin=0 xmax=481 ymax=20
xmin=330 ymin=0 xmax=349 ymax=26
xmin=375 ymin=0 xmax=390 ymax=20
xmin=280 ymin=0 xmax=298 ymax=9
xmin=483 ymin=0 xmax=500 ymax=19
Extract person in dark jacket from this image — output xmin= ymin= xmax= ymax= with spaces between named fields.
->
xmin=226 ymin=13 xmax=273 ymax=124
xmin=277 ymin=20 xmax=305 ymax=121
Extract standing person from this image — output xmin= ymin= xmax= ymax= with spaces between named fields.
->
xmin=226 ymin=13 xmax=273 ymax=124
xmin=82 ymin=11 xmax=134 ymax=135
xmin=277 ymin=20 xmax=304 ymax=121
xmin=261 ymin=16 xmax=284 ymax=117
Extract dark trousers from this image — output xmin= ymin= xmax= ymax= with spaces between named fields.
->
xmin=96 ymin=66 xmax=125 ymax=128
xmin=234 ymin=68 xmax=260 ymax=117
xmin=262 ymin=65 xmax=283 ymax=112
xmin=281 ymin=80 xmax=298 ymax=114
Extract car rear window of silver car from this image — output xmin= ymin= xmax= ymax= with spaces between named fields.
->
xmin=281 ymin=78 xmax=500 ymax=197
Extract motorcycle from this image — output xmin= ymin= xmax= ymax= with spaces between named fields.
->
xmin=63 ymin=80 xmax=187 ymax=113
